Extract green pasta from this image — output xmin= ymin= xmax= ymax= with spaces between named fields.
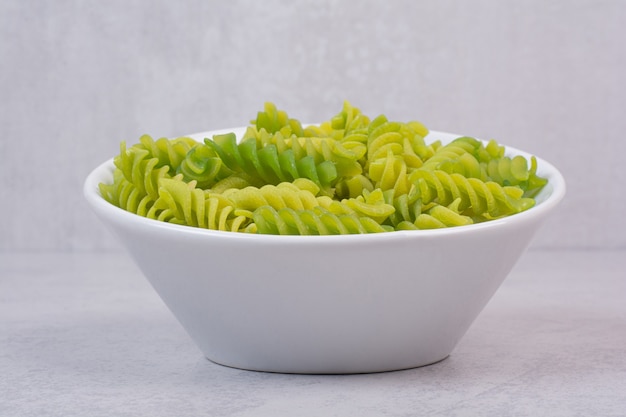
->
xmin=99 ymin=101 xmax=548 ymax=235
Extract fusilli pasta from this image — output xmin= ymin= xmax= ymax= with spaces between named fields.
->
xmin=98 ymin=101 xmax=548 ymax=235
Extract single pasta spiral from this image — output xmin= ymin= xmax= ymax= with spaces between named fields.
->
xmin=135 ymin=134 xmax=197 ymax=170
xmin=408 ymin=169 xmax=535 ymax=219
xmin=253 ymin=206 xmax=391 ymax=235
xmin=149 ymin=177 xmax=252 ymax=232
xmin=220 ymin=181 xmax=321 ymax=212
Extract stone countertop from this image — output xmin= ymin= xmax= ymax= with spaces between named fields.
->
xmin=1 ymin=250 xmax=625 ymax=417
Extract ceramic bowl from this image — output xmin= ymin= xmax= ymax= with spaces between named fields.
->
xmin=84 ymin=129 xmax=565 ymax=374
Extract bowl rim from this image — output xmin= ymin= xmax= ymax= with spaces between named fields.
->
xmin=84 ymin=129 xmax=566 ymax=242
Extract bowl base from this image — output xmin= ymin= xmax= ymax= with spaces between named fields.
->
xmin=204 ymin=354 xmax=451 ymax=375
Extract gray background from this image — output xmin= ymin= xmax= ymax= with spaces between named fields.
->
xmin=2 ymin=0 xmax=625 ymax=252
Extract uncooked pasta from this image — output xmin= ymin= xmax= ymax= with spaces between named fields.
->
xmin=99 ymin=101 xmax=548 ymax=235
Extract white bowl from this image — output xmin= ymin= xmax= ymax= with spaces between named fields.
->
xmin=84 ymin=129 xmax=565 ymax=374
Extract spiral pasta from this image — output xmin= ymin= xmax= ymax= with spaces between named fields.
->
xmin=408 ymin=169 xmax=535 ymax=219
xmin=253 ymin=101 xmax=305 ymax=137
xmin=221 ymin=181 xmax=321 ymax=212
xmin=329 ymin=100 xmax=371 ymax=135
xmin=382 ymin=187 xmax=426 ymax=227
xmin=98 ymin=169 xmax=152 ymax=215
xmin=100 ymin=142 xmax=174 ymax=216
xmin=98 ymin=101 xmax=548 ymax=235
xmin=135 ymin=134 xmax=197 ymax=170
xmin=253 ymin=206 xmax=391 ymax=235
xmin=368 ymin=150 xmax=410 ymax=196
xmin=318 ymin=188 xmax=396 ymax=225
xmin=395 ymin=200 xmax=473 ymax=230
xmin=149 ymin=177 xmax=251 ymax=232
xmin=203 ymin=130 xmax=365 ymax=195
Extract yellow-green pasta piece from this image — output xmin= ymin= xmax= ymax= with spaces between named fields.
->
xmin=221 ymin=182 xmax=321 ymax=212
xmin=409 ymin=169 xmax=535 ymax=219
xmin=150 ymin=178 xmax=250 ymax=232
xmin=322 ymin=188 xmax=395 ymax=225
xmin=368 ymin=150 xmax=410 ymax=196
xmin=382 ymin=186 xmax=430 ymax=227
xmin=329 ymin=100 xmax=371 ymax=135
xmin=334 ymin=174 xmax=375 ymax=200
xmin=253 ymin=102 xmax=305 ymax=136
xmin=420 ymin=137 xmax=481 ymax=172
xmin=523 ymin=156 xmax=549 ymax=197
xmin=102 ymin=143 xmax=174 ymax=217
xmin=176 ymin=143 xmax=234 ymax=189
xmin=99 ymin=169 xmax=147 ymax=214
xmin=253 ymin=206 xmax=391 ymax=235
xmin=136 ymin=134 xmax=197 ymax=170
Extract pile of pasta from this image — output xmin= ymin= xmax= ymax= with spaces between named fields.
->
xmin=99 ymin=102 xmax=548 ymax=235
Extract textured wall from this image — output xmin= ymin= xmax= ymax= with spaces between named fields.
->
xmin=1 ymin=0 xmax=625 ymax=251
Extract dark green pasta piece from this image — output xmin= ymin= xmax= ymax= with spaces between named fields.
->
xmin=177 ymin=144 xmax=234 ymax=189
xmin=203 ymin=133 xmax=345 ymax=195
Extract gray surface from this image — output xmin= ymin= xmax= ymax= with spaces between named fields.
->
xmin=1 ymin=0 xmax=626 ymax=251
xmin=1 ymin=250 xmax=625 ymax=416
